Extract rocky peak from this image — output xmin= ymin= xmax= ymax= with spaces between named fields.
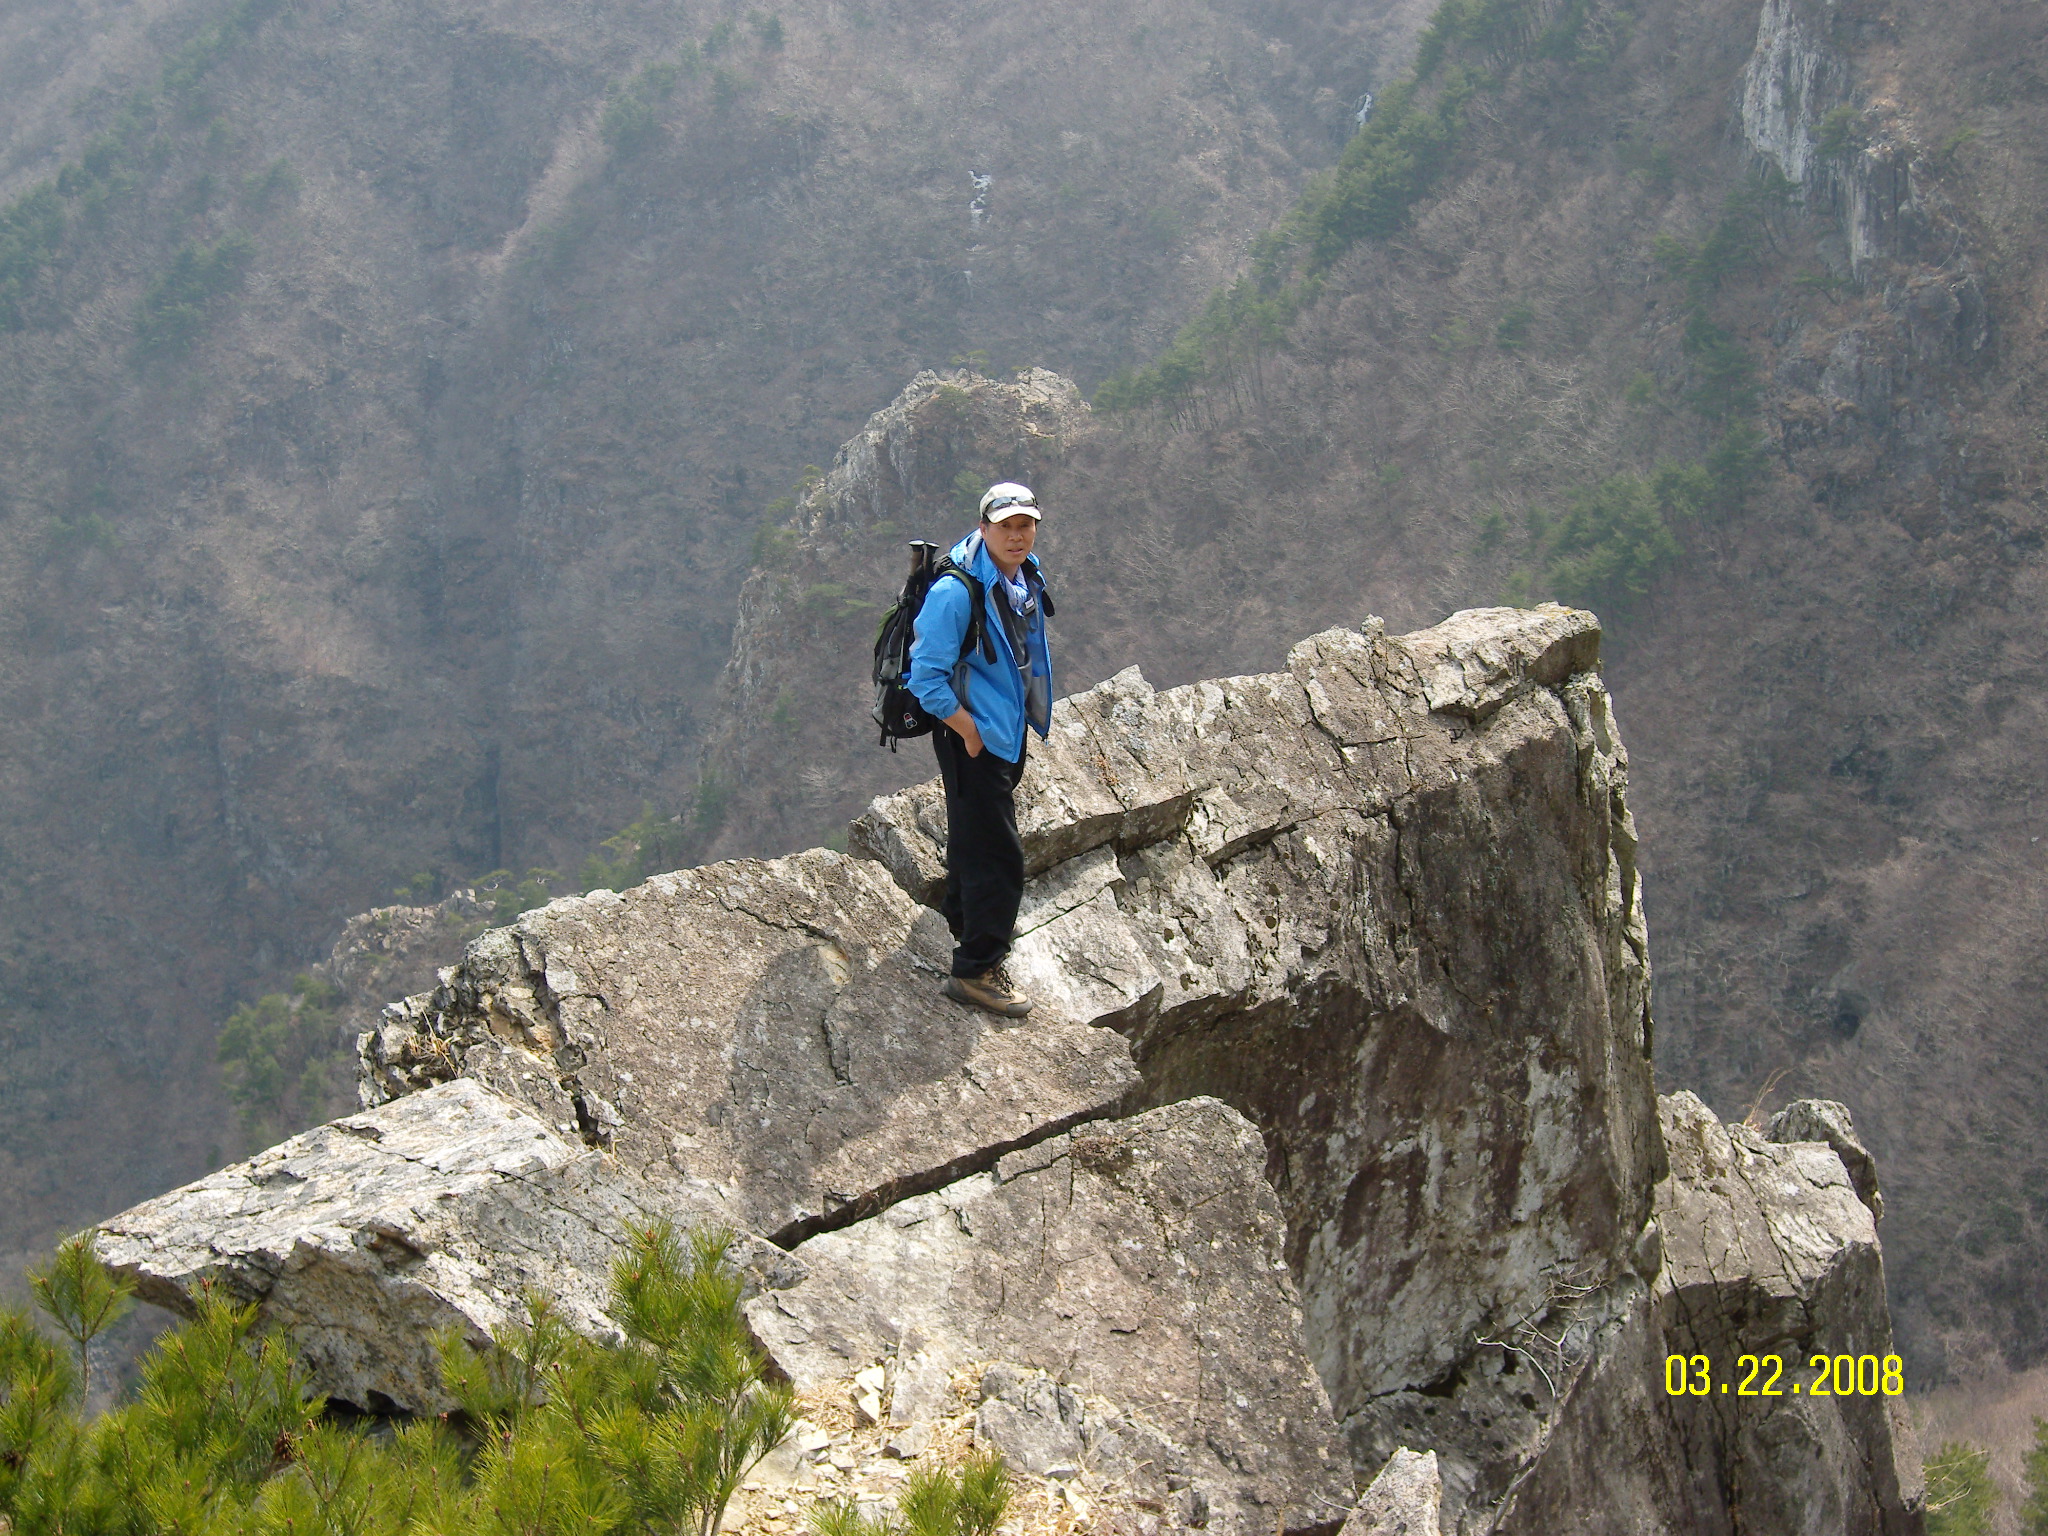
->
xmin=798 ymin=369 xmax=1090 ymax=543
xmin=98 ymin=605 xmax=1919 ymax=1532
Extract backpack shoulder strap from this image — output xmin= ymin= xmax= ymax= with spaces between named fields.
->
xmin=932 ymin=557 xmax=996 ymax=663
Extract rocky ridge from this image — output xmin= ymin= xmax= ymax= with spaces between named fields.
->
xmin=99 ymin=607 xmax=1919 ymax=1532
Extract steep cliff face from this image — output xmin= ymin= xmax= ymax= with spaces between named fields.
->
xmin=1496 ymin=1091 xmax=1919 ymax=1536
xmin=698 ymin=0 xmax=2048 ymax=1387
xmin=0 ymin=0 xmax=1435 ymax=1272
xmin=1739 ymin=0 xmax=1922 ymax=277
xmin=101 ymin=609 xmax=1918 ymax=1532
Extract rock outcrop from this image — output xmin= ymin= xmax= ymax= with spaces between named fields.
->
xmin=1656 ymin=1094 xmax=1919 ymax=1533
xmin=95 ymin=1077 xmax=796 ymax=1415
xmin=96 ymin=608 xmax=1919 ymax=1533
xmin=858 ymin=607 xmax=1665 ymax=1524
xmin=1741 ymin=0 xmax=1922 ymax=277
xmin=357 ymin=849 xmax=1141 ymax=1244
xmin=1345 ymin=1450 xmax=1444 ymax=1536
xmin=1490 ymin=1092 xmax=1920 ymax=1535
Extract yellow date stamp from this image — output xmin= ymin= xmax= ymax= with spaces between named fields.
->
xmin=1662 ymin=1353 xmax=1904 ymax=1398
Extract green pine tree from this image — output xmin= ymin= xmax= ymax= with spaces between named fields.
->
xmin=2021 ymin=1416 xmax=2048 ymax=1536
xmin=1926 ymin=1440 xmax=1999 ymax=1536
xmin=808 ymin=1448 xmax=1011 ymax=1536
xmin=0 ymin=1220 xmax=894 ymax=1535
xmin=26 ymin=1232 xmax=133 ymax=1403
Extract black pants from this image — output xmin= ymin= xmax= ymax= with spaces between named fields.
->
xmin=932 ymin=727 xmax=1026 ymax=978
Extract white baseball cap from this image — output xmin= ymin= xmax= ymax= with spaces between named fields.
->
xmin=978 ymin=482 xmax=1041 ymax=520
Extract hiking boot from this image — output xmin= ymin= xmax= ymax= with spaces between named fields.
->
xmin=942 ymin=966 xmax=1033 ymax=1018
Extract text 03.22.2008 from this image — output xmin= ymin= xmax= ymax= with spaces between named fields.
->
xmin=1662 ymin=1353 xmax=1904 ymax=1397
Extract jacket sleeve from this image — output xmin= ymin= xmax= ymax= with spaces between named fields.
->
xmin=907 ymin=573 xmax=971 ymax=721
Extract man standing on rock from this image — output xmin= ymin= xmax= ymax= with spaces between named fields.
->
xmin=908 ymin=482 xmax=1055 ymax=1018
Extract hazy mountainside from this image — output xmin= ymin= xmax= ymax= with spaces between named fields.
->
xmin=702 ymin=0 xmax=2048 ymax=1384
xmin=0 ymin=0 xmax=1439 ymax=1269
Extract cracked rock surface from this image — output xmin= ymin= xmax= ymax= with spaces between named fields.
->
xmin=358 ymin=848 xmax=1140 ymax=1242
xmin=1767 ymin=1097 xmax=1884 ymax=1221
xmin=746 ymin=1098 xmax=1353 ymax=1536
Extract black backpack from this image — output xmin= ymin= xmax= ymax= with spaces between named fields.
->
xmin=871 ymin=541 xmax=994 ymax=749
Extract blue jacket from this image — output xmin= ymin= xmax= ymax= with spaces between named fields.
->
xmin=907 ymin=531 xmax=1054 ymax=764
